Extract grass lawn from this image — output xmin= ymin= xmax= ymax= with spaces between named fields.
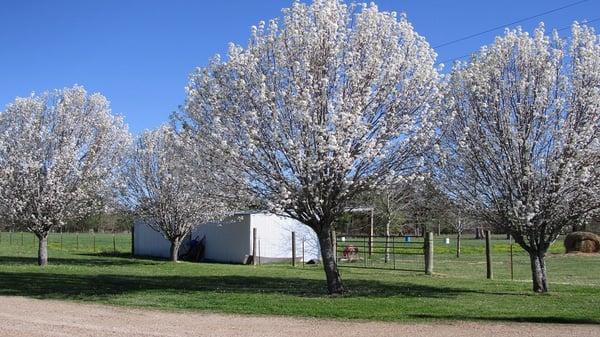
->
xmin=0 ymin=232 xmax=599 ymax=324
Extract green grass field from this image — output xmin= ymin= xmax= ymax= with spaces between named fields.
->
xmin=0 ymin=232 xmax=599 ymax=324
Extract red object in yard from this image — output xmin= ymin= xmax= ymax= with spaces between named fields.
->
xmin=342 ymin=245 xmax=359 ymax=261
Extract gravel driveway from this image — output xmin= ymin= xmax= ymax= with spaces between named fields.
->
xmin=0 ymin=296 xmax=597 ymax=337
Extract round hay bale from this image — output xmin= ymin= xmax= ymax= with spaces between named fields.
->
xmin=564 ymin=232 xmax=600 ymax=253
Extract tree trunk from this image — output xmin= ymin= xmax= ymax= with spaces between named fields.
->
xmin=37 ymin=233 xmax=48 ymax=267
xmin=529 ymin=251 xmax=549 ymax=293
xmin=318 ymin=231 xmax=345 ymax=295
xmin=384 ymin=220 xmax=391 ymax=263
xmin=170 ymin=238 xmax=181 ymax=262
xmin=476 ymin=227 xmax=485 ymax=240
xmin=456 ymin=232 xmax=461 ymax=258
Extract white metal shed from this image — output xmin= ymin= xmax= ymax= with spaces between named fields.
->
xmin=133 ymin=211 xmax=321 ymax=264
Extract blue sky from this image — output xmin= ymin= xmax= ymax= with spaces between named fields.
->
xmin=1 ymin=0 xmax=598 ymax=134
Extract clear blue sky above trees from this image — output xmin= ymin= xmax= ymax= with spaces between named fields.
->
xmin=1 ymin=0 xmax=598 ymax=134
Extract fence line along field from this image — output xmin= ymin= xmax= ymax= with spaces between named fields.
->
xmin=334 ymin=234 xmax=600 ymax=287
xmin=0 ymin=230 xmax=598 ymax=323
xmin=430 ymin=235 xmax=600 ymax=287
xmin=0 ymin=231 xmax=132 ymax=255
xmin=336 ymin=235 xmax=426 ymax=272
xmin=1 ymin=231 xmax=598 ymax=287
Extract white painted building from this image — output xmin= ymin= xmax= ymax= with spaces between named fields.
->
xmin=133 ymin=212 xmax=321 ymax=264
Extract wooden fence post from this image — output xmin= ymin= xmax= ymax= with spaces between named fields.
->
xmin=392 ymin=235 xmax=396 ymax=270
xmin=456 ymin=232 xmax=461 ymax=258
xmin=485 ymin=230 xmax=493 ymax=279
xmin=302 ymin=239 xmax=305 ymax=268
xmin=363 ymin=235 xmax=367 ymax=267
xmin=369 ymin=209 xmax=374 ymax=256
xmin=131 ymin=226 xmax=135 ymax=257
xmin=425 ymin=232 xmax=433 ymax=275
xmin=291 ymin=231 xmax=296 ymax=267
xmin=509 ymin=234 xmax=514 ymax=280
xmin=252 ymin=227 xmax=257 ymax=266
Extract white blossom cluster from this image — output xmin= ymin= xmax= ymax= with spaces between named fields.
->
xmin=120 ymin=125 xmax=235 ymax=251
xmin=439 ymin=23 xmax=600 ymax=275
xmin=0 ymin=86 xmax=131 ymax=238
xmin=1 ymin=0 xmax=597 ymax=292
xmin=183 ymin=0 xmax=441 ymax=233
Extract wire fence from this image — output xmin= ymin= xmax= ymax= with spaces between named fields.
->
xmin=0 ymin=231 xmax=132 ymax=255
xmin=432 ymin=234 xmax=526 ymax=280
xmin=336 ymin=235 xmax=425 ymax=272
xmin=331 ymin=232 xmax=600 ymax=287
xmin=1 ymin=230 xmax=597 ymax=287
xmin=428 ymin=233 xmax=600 ymax=286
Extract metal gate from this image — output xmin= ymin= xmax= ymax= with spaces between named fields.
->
xmin=335 ymin=234 xmax=425 ymax=272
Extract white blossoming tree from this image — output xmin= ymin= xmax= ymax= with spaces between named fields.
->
xmin=121 ymin=125 xmax=233 ymax=262
xmin=440 ymin=23 xmax=600 ymax=292
xmin=183 ymin=0 xmax=440 ymax=294
xmin=451 ymin=212 xmax=475 ymax=258
xmin=360 ymin=178 xmax=423 ymax=260
xmin=0 ymin=86 xmax=131 ymax=266
xmin=372 ymin=184 xmax=412 ymax=237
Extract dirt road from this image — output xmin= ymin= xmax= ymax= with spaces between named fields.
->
xmin=0 ymin=296 xmax=597 ymax=337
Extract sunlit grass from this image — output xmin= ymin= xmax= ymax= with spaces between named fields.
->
xmin=0 ymin=232 xmax=598 ymax=323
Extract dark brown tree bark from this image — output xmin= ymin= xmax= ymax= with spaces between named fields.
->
xmin=318 ymin=230 xmax=344 ymax=295
xmin=37 ymin=233 xmax=48 ymax=266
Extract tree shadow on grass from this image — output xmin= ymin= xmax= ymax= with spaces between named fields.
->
xmin=1 ymin=254 xmax=596 ymax=324
xmin=0 ymin=254 xmax=533 ymax=298
xmin=1 ymin=271 xmax=596 ymax=324
xmin=0 ymin=270 xmax=473 ymax=299
xmin=77 ymin=252 xmax=206 ymax=263
xmin=77 ymin=252 xmax=134 ymax=259
xmin=409 ymin=314 xmax=600 ymax=325
xmin=0 ymin=255 xmax=157 ymax=267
